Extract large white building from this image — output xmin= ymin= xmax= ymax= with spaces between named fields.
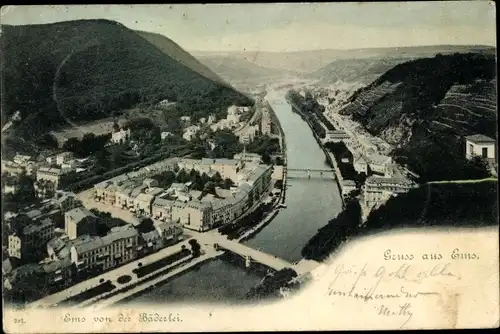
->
xmin=362 ymin=176 xmax=416 ymax=209
xmin=465 ymin=134 xmax=496 ymax=162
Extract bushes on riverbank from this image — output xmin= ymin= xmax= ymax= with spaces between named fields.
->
xmin=324 ymin=142 xmax=367 ymax=186
xmin=302 ymin=199 xmax=362 ymax=261
xmin=245 ymin=268 xmax=298 ymax=300
xmin=364 ymin=180 xmax=498 ymax=230
xmin=218 ymin=202 xmax=274 ymax=240
xmin=285 ymin=90 xmax=327 ymax=138
xmin=302 ymin=180 xmax=498 ymax=261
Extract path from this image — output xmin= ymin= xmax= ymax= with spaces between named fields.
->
xmin=28 ymin=239 xmax=194 ymax=309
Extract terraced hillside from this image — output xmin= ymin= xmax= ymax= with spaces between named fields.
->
xmin=339 ymin=53 xmax=497 ymax=181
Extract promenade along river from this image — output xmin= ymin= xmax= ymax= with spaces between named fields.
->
xmin=127 ymin=90 xmax=343 ymax=305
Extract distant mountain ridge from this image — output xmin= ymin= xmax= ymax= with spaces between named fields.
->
xmin=196 ymin=55 xmax=298 ymax=84
xmin=309 ymin=57 xmax=414 ymax=85
xmin=1 ymin=19 xmax=251 ymax=139
xmin=192 ymin=45 xmax=495 ymax=73
xmin=338 ymin=52 xmax=497 ymax=181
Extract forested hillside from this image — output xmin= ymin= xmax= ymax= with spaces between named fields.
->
xmin=339 ymin=53 xmax=497 ymax=181
xmin=1 ymin=19 xmax=252 ymax=139
xmin=135 ymin=30 xmax=227 ymax=85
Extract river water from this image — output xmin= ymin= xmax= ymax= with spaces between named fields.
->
xmin=127 ymin=90 xmax=343 ymax=305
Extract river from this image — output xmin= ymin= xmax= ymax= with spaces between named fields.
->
xmin=127 ymin=90 xmax=343 ymax=305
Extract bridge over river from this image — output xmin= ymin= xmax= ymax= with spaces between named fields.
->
xmin=286 ymin=168 xmax=336 ymax=180
xmin=191 ymin=231 xmax=317 ymax=275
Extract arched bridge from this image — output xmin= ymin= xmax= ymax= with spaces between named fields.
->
xmin=215 ymin=238 xmax=293 ymax=271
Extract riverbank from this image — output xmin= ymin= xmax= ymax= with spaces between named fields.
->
xmin=262 ymin=97 xmax=288 ymax=204
xmin=284 ymin=95 xmax=344 ymax=206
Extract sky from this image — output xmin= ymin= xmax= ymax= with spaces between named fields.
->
xmin=1 ymin=2 xmax=496 ymax=52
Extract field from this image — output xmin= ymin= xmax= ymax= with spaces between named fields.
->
xmin=50 ymin=117 xmax=128 ymax=145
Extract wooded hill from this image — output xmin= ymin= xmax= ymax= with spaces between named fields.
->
xmin=1 ymin=19 xmax=252 ymax=139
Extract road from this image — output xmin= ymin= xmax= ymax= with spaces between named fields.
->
xmin=89 ymin=248 xmax=223 ymax=309
xmin=77 ymin=189 xmax=141 ymax=226
xmin=28 ymin=239 xmax=195 ymax=309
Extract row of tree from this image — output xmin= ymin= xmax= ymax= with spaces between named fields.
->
xmin=62 ymin=133 xmax=111 ymax=158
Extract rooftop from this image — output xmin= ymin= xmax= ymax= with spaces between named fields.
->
xmin=65 ymin=207 xmax=96 ymax=224
xmin=367 ymin=154 xmax=392 ymax=166
xmin=342 ymin=180 xmax=356 ymax=187
xmin=153 ymin=198 xmax=177 ymax=207
xmin=23 ymin=218 xmax=54 ymax=235
xmin=465 ymin=134 xmax=496 ymax=143
xmin=134 ymin=192 xmax=156 ymax=203
xmin=366 ymin=176 xmax=414 ymax=186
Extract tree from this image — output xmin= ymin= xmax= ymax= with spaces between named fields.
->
xmin=176 ymin=169 xmax=189 ymax=183
xmin=189 ymin=239 xmax=201 ymax=257
xmin=63 ymin=137 xmax=82 ymax=156
xmin=17 ymin=170 xmax=36 ymax=202
xmin=211 ymin=172 xmax=223 ymax=184
xmin=136 ymin=217 xmax=155 ymax=234
xmin=36 ymin=133 xmax=59 ymax=149
xmin=262 ymin=152 xmax=271 ymax=165
xmin=203 ymin=181 xmax=216 ymax=195
xmin=221 ymin=178 xmax=234 ymax=189
xmin=153 ymin=170 xmax=176 ymax=188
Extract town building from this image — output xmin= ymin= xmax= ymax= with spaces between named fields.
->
xmin=111 ymin=127 xmax=131 ymax=144
xmin=353 ymin=155 xmax=369 ymax=174
xmin=341 ymin=180 xmax=357 ymax=198
xmin=8 ymin=218 xmax=56 ymax=261
xmin=180 ymin=116 xmax=191 ymax=125
xmin=1 ymin=160 xmax=25 ymax=176
xmin=133 ymin=190 xmax=162 ymax=216
xmin=207 ymin=158 xmax=243 ymax=181
xmin=324 ymin=130 xmax=351 ymax=143
xmin=161 ymin=131 xmax=173 ymax=140
xmin=53 ymin=191 xmax=82 ymax=213
xmin=157 ymin=99 xmax=175 ymax=108
xmin=182 ymin=125 xmax=200 ymax=141
xmin=238 ymin=125 xmax=260 ymax=144
xmin=261 ymin=110 xmax=272 ymax=135
xmin=64 ymin=207 xmax=98 ymax=240
xmin=362 ymin=176 xmax=416 ymax=209
xmin=69 ymin=225 xmax=140 ymax=274
xmin=13 ymin=154 xmax=32 ymax=166
xmin=56 ymin=152 xmax=74 ymax=166
xmin=207 ymin=114 xmax=216 ymax=125
xmin=92 ymin=156 xmax=272 ymax=233
xmin=234 ymin=152 xmax=262 ymax=165
xmin=139 ymin=229 xmax=163 ymax=253
xmin=155 ymin=221 xmax=184 ymax=246
xmin=36 ymin=167 xmax=73 ymax=196
xmin=465 ymin=134 xmax=496 ymax=162
xmin=366 ymin=154 xmax=393 ymax=175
